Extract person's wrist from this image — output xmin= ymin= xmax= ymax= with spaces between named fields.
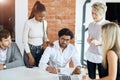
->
xmin=3 ymin=64 xmax=6 ymax=69
xmin=46 ymin=66 xmax=51 ymax=71
xmin=28 ymin=54 xmax=34 ymax=59
xmin=77 ymin=65 xmax=82 ymax=68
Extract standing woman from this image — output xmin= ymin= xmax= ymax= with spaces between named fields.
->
xmin=85 ymin=2 xmax=109 ymax=79
xmin=83 ymin=22 xmax=120 ymax=80
xmin=23 ymin=1 xmax=49 ymax=68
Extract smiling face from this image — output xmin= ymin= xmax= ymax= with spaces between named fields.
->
xmin=34 ymin=11 xmax=46 ymax=22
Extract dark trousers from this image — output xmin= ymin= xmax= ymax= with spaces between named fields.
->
xmin=23 ymin=44 xmax=44 ymax=68
xmin=87 ymin=60 xmax=103 ymax=79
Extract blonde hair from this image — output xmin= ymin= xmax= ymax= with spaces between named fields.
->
xmin=102 ymin=22 xmax=120 ymax=68
xmin=92 ymin=2 xmax=107 ymax=16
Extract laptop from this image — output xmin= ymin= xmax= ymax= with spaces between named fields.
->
xmin=59 ymin=75 xmax=71 ymax=80
xmin=59 ymin=74 xmax=79 ymax=80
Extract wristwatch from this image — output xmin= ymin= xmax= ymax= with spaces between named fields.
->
xmin=3 ymin=64 xmax=6 ymax=69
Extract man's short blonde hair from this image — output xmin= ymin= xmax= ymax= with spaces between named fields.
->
xmin=92 ymin=2 xmax=107 ymax=16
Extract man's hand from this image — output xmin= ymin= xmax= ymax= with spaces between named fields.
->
xmin=0 ymin=64 xmax=4 ymax=70
xmin=46 ymin=66 xmax=58 ymax=74
xmin=72 ymin=66 xmax=81 ymax=75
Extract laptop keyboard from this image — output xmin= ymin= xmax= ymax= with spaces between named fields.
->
xmin=59 ymin=75 xmax=71 ymax=80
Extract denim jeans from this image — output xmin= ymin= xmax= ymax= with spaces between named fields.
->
xmin=24 ymin=44 xmax=44 ymax=68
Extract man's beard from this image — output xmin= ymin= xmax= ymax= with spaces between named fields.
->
xmin=60 ymin=43 xmax=67 ymax=48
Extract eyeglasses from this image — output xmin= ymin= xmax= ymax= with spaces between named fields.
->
xmin=60 ymin=38 xmax=70 ymax=42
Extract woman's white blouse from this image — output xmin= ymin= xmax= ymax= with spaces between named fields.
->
xmin=86 ymin=19 xmax=109 ymax=63
xmin=23 ymin=18 xmax=48 ymax=53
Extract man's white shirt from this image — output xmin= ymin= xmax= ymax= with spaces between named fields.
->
xmin=0 ymin=48 xmax=7 ymax=64
xmin=39 ymin=40 xmax=81 ymax=70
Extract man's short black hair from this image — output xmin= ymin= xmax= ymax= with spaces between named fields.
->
xmin=58 ymin=28 xmax=74 ymax=39
xmin=0 ymin=29 xmax=10 ymax=41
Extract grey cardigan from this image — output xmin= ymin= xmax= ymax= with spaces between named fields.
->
xmin=5 ymin=42 xmax=24 ymax=69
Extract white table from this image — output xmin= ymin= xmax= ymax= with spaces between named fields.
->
xmin=0 ymin=66 xmax=85 ymax=80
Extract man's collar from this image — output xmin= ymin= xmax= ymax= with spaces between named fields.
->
xmin=0 ymin=47 xmax=7 ymax=51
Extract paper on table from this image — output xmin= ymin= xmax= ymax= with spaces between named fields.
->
xmin=58 ymin=68 xmax=74 ymax=75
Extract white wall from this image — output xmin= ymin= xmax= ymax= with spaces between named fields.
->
xmin=75 ymin=0 xmax=120 ymax=62
xmin=15 ymin=0 xmax=28 ymax=55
